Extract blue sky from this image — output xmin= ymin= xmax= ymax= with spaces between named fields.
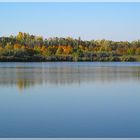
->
xmin=0 ymin=3 xmax=140 ymax=41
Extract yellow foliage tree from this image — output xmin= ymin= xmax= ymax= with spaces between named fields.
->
xmin=14 ymin=44 xmax=21 ymax=50
xmin=5 ymin=43 xmax=13 ymax=50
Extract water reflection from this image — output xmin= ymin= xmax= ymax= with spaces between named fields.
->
xmin=0 ymin=62 xmax=140 ymax=90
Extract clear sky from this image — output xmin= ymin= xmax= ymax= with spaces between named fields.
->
xmin=0 ymin=3 xmax=140 ymax=41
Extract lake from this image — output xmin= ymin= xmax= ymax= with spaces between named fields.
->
xmin=0 ymin=62 xmax=140 ymax=138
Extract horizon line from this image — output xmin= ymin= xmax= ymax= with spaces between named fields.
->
xmin=1 ymin=32 xmax=140 ymax=42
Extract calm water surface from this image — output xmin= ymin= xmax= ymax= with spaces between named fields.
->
xmin=0 ymin=62 xmax=140 ymax=138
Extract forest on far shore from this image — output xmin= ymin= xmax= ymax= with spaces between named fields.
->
xmin=0 ymin=32 xmax=140 ymax=62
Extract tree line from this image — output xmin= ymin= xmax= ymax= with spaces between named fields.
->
xmin=0 ymin=32 xmax=140 ymax=62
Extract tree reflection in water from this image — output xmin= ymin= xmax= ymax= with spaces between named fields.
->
xmin=0 ymin=62 xmax=140 ymax=90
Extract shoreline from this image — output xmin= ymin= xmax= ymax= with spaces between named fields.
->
xmin=0 ymin=54 xmax=138 ymax=62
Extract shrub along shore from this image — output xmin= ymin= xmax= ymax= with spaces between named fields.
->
xmin=0 ymin=32 xmax=140 ymax=62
